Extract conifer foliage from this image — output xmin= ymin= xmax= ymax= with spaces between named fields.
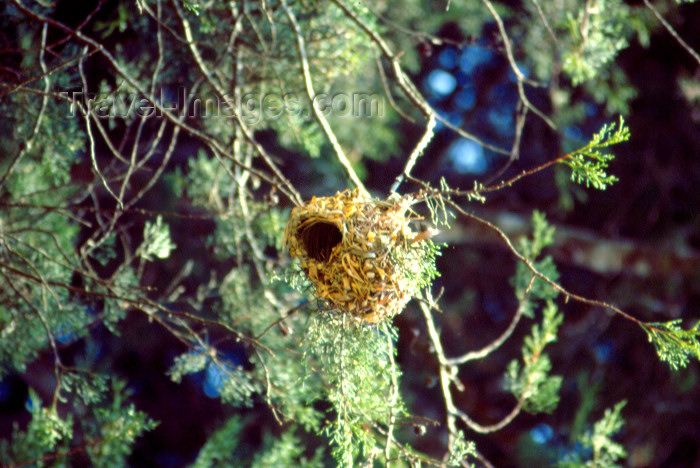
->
xmin=1 ymin=0 xmax=698 ymax=466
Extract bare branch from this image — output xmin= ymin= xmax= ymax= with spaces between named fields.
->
xmin=481 ymin=0 xmax=556 ymax=130
xmin=442 ymin=198 xmax=644 ymax=327
xmin=9 ymin=0 xmax=303 ymax=207
xmin=280 ymin=0 xmax=369 ymax=197
xmin=78 ymin=46 xmax=123 ymax=207
xmin=331 ymin=0 xmax=513 ymax=206
xmin=374 ymin=48 xmax=415 ymax=123
xmin=447 ymin=277 xmax=533 ymax=365
xmin=644 ymin=0 xmax=700 ymax=67
xmin=390 ymin=114 xmax=436 ymax=193
xmin=420 ymin=297 xmax=525 ymax=436
xmin=530 ymin=0 xmax=559 ymax=45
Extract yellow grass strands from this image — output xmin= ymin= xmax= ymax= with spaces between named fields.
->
xmin=284 ymin=189 xmax=418 ymax=322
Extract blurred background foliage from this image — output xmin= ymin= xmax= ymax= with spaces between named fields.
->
xmin=0 ymin=0 xmax=699 ymax=466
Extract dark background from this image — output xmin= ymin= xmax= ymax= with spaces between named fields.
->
xmin=385 ymin=5 xmax=700 ymax=466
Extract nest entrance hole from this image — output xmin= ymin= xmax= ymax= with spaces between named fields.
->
xmin=297 ymin=219 xmax=342 ymax=263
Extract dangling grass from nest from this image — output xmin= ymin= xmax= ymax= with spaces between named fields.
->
xmin=284 ymin=189 xmax=441 ymax=323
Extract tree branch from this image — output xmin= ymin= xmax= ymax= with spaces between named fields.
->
xmin=481 ymin=0 xmax=556 ymax=129
xmin=447 ymin=277 xmax=534 ymax=365
xmin=280 ymin=0 xmax=369 ymax=197
xmin=643 ymin=0 xmax=700 ymax=67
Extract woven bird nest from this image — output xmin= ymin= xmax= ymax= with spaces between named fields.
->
xmin=284 ymin=189 xmax=419 ymax=323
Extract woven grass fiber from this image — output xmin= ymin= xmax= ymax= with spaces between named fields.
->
xmin=284 ymin=189 xmax=419 ymax=322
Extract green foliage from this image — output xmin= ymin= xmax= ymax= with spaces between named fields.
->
xmin=167 ymin=154 xmax=325 ymax=423
xmin=0 ymin=290 xmax=84 ymax=376
xmin=519 ymin=0 xmax=635 ymax=86
xmin=393 ymin=238 xmax=443 ymax=295
xmin=505 ymin=301 xmax=564 ymax=413
xmin=256 ymin=341 xmax=325 ymax=432
xmin=168 ymin=349 xmax=208 ymax=383
xmin=643 ymin=319 xmax=700 ymax=370
xmin=141 ymin=215 xmax=176 ymax=261
xmin=272 ymin=113 xmax=326 ymax=160
xmin=72 ymin=372 xmax=110 ymax=407
xmin=446 ymin=431 xmax=477 ymax=467
xmin=303 ymin=317 xmax=405 ymax=467
xmin=212 ymin=201 xmax=289 ymax=262
xmin=214 ymin=362 xmax=260 ymax=407
xmin=585 ymin=67 xmax=639 ymax=116
xmin=251 ymin=431 xmax=324 ymax=468
xmin=1 ymin=0 xmax=695 ymax=466
xmin=559 ymin=401 xmax=627 ymax=468
xmin=3 ymin=104 xmax=83 ymax=197
xmin=514 ymin=256 xmax=560 ymax=305
xmin=520 ymin=210 xmax=556 ymax=260
xmin=90 ymin=231 xmax=119 ymax=266
xmin=569 ymin=373 xmax=602 ymax=446
xmin=86 ymin=380 xmax=158 ymax=467
xmin=0 ymin=98 xmax=90 ymax=377
xmin=513 ymin=211 xmax=560 ymax=316
xmin=555 ymin=164 xmax=589 ymax=212
xmin=562 ymin=116 xmax=630 ymax=190
xmin=507 ymin=212 xmax=564 ymax=413
xmin=0 ymin=380 xmax=156 ymax=468
xmin=168 ymin=349 xmax=258 ymax=409
xmin=0 ymin=389 xmax=73 ymax=466
xmin=189 ymin=416 xmax=243 ymax=468
xmin=178 ymin=151 xmax=231 ymax=206
xmin=94 ymin=1 xmax=131 ymax=37
xmin=190 ymin=416 xmax=322 ymax=468
xmin=180 ymin=0 xmax=201 ymax=16
xmin=562 ymin=0 xmax=630 ymax=86
xmin=174 ymin=152 xmax=289 ymax=261
xmin=521 ymin=0 xmax=646 ymax=124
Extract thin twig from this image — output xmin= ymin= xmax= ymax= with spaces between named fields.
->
xmin=420 ymin=296 xmax=528 ymax=434
xmin=644 ymin=0 xmax=700 ymax=67
xmin=331 ymin=0 xmax=509 ymax=157
xmin=447 ymin=276 xmax=534 ymax=365
xmin=484 ymin=102 xmax=528 ymax=186
xmin=8 ymin=0 xmax=302 ymax=207
xmin=443 ymin=199 xmax=644 ymax=327
xmin=481 ymin=0 xmax=556 ymax=130
xmin=78 ymin=45 xmax=123 ymax=207
xmin=174 ymin=0 xmax=303 ymax=205
xmin=530 ymin=0 xmax=558 ymax=44
xmin=410 ymin=152 xmax=572 ymax=199
xmin=390 ymin=114 xmax=436 ymax=193
xmin=255 ymin=301 xmax=307 ymax=340
xmin=280 ymin=0 xmax=369 ymax=197
xmin=374 ymin=48 xmax=415 ymax=123
xmin=0 ymin=48 xmax=99 ymax=100
xmin=0 ymin=258 xmax=269 ymax=356
xmin=454 ymin=396 xmax=527 ymax=434
xmin=253 ymin=347 xmax=284 ymax=425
